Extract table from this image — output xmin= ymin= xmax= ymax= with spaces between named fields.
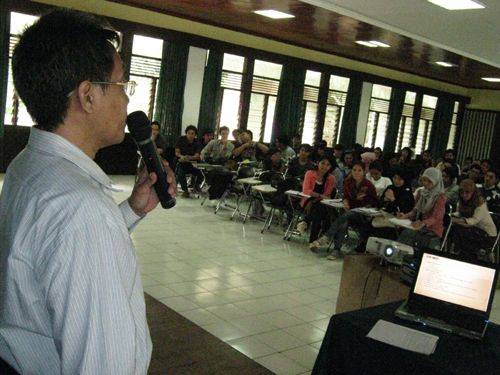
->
xmin=230 ymin=177 xmax=263 ymax=220
xmin=312 ymin=301 xmax=500 ymax=375
xmin=283 ymin=190 xmax=310 ymax=240
xmin=242 ymin=184 xmax=277 ymax=224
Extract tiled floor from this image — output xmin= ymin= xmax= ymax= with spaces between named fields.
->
xmin=2 ymin=173 xmax=500 ymax=375
xmin=112 ymin=175 xmax=340 ymax=375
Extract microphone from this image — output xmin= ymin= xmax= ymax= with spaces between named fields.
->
xmin=127 ymin=111 xmax=176 ymax=209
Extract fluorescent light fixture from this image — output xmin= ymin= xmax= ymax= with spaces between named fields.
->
xmin=370 ymin=41 xmax=391 ymax=48
xmin=482 ymin=77 xmax=500 ymax=82
xmin=435 ymin=61 xmax=455 ymax=67
xmin=253 ymin=10 xmax=295 ymax=19
xmin=427 ymin=0 xmax=485 ymax=10
xmin=356 ymin=41 xmax=378 ymax=47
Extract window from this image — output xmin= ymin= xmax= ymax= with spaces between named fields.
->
xmin=364 ymin=84 xmax=392 ymax=149
xmin=4 ymin=12 xmax=38 ymax=126
xmin=300 ymin=70 xmax=321 ymax=144
xmin=128 ymin=35 xmax=163 ymax=119
xmin=247 ymin=59 xmax=282 ymax=142
xmin=446 ymin=101 xmax=459 ymax=150
xmin=396 ymin=91 xmax=416 ymax=151
xmin=219 ymin=53 xmax=244 ymax=135
xmin=415 ymin=94 xmax=437 ymax=154
xmin=323 ymin=75 xmax=349 ymax=146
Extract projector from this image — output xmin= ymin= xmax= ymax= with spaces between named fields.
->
xmin=366 ymin=237 xmax=414 ymax=265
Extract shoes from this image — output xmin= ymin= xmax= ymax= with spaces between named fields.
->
xmin=181 ymin=191 xmax=190 ymax=198
xmin=296 ymin=221 xmax=307 ymax=235
xmin=194 ymin=184 xmax=202 ymax=193
xmin=327 ymin=250 xmax=341 ymax=261
xmin=309 ymin=235 xmax=330 ymax=252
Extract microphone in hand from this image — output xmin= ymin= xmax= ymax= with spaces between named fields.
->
xmin=127 ymin=111 xmax=176 ymax=209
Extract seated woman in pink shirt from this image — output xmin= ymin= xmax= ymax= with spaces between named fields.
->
xmin=296 ymin=155 xmax=336 ymax=244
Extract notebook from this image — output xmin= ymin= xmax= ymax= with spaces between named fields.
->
xmin=394 ymin=249 xmax=499 ymax=340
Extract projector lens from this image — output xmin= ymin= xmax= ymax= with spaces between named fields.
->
xmin=384 ymin=246 xmax=394 ymax=257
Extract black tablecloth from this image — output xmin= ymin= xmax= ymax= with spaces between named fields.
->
xmin=312 ymin=301 xmax=500 ymax=375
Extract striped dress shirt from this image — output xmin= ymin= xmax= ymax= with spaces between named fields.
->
xmin=0 ymin=127 xmax=152 ymax=374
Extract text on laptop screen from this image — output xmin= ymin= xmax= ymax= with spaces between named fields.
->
xmin=414 ymin=253 xmax=496 ymax=312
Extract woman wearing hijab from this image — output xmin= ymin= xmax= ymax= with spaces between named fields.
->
xmin=446 ymin=179 xmax=497 ymax=261
xmin=396 ymin=167 xmax=446 ymax=249
xmin=368 ymin=168 xmax=416 ymax=241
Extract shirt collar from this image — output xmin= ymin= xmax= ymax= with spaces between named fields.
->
xmin=28 ymin=127 xmax=122 ymax=192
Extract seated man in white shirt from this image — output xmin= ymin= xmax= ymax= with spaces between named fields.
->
xmin=366 ymin=160 xmax=392 ymax=198
xmin=0 ymin=9 xmax=177 ymax=374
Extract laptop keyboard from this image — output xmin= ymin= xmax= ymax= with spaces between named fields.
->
xmin=408 ymin=302 xmax=486 ymax=332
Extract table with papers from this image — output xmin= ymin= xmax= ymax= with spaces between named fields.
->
xmin=312 ymin=301 xmax=500 ymax=375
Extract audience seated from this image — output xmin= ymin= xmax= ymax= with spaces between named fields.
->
xmin=200 ymin=128 xmax=214 ymax=148
xmin=232 ymin=129 xmax=268 ymax=162
xmin=311 ymin=140 xmax=328 ymax=164
xmin=370 ymin=167 xmax=415 ymax=240
xmin=442 ymin=166 xmax=459 ymax=208
xmin=276 ymin=135 xmax=296 ymax=163
xmin=398 ymin=146 xmax=413 ymax=165
xmin=396 ymin=167 xmax=446 ymax=250
xmin=446 ymin=179 xmax=497 ymax=262
xmin=286 ymin=143 xmax=315 ymax=180
xmin=461 ymin=156 xmax=473 ymax=178
xmin=151 ymin=121 xmax=167 ymax=156
xmin=478 ymin=168 xmax=500 ymax=213
xmin=309 ymin=161 xmax=377 ymax=260
xmin=333 ymin=143 xmax=344 ymax=165
xmin=201 ymin=126 xmax=234 ymax=164
xmin=261 ymin=148 xmax=285 ymax=175
xmin=338 ymin=149 xmax=355 ymax=179
xmin=366 ymin=160 xmax=392 ymax=198
xmin=175 ymin=125 xmax=204 ymax=198
xmin=291 ymin=134 xmax=302 ymax=154
xmin=467 ymin=163 xmax=483 ymax=184
xmin=296 ymin=155 xmax=336 ymax=244
xmin=374 ymin=147 xmax=382 ymax=160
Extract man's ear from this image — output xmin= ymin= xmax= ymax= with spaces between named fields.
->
xmin=77 ymin=81 xmax=95 ymax=113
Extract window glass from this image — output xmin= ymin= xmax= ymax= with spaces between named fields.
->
xmin=254 ymin=60 xmax=282 ymax=79
xmin=329 ymin=75 xmax=350 ymax=92
xmin=222 ymin=53 xmax=245 ymax=73
xmin=5 ymin=12 xmax=38 ymax=126
xmin=305 ymin=70 xmax=321 ymax=87
xmin=132 ymin=35 xmax=163 ymax=58
xmin=364 ymin=85 xmax=392 ymax=148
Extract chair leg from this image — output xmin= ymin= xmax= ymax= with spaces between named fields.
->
xmin=261 ymin=207 xmax=275 ymax=233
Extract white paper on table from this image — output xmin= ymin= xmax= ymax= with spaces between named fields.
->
xmin=366 ymin=319 xmax=439 ymax=355
xmin=389 ymin=218 xmax=415 ymax=229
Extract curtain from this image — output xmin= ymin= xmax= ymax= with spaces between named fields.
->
xmin=338 ymin=78 xmax=363 ymax=148
xmin=0 ymin=9 xmax=10 ymax=139
xmin=313 ymin=73 xmax=330 ymax=143
xmin=383 ymin=88 xmax=405 ymax=153
xmin=154 ymin=42 xmax=189 ymax=146
xmin=0 ymin=9 xmax=10 ymax=170
xmin=428 ymin=97 xmax=454 ymax=156
xmin=271 ymin=65 xmax=306 ymax=143
xmin=197 ymin=50 xmax=223 ymax=136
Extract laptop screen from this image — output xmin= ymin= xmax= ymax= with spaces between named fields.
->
xmin=414 ymin=252 xmax=497 ymax=313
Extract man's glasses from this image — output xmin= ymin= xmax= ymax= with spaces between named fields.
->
xmin=91 ymin=81 xmax=137 ymax=96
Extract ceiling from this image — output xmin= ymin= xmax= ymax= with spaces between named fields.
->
xmin=107 ymin=0 xmax=500 ymax=90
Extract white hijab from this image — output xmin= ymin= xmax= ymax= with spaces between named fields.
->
xmin=416 ymin=167 xmax=444 ymax=214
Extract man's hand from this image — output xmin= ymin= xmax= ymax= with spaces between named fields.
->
xmin=128 ymin=159 xmax=177 ymax=216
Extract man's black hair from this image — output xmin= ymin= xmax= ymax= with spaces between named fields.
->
xmin=13 ymin=9 xmax=120 ymax=132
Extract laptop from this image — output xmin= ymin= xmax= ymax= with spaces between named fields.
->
xmin=395 ymin=249 xmax=499 ymax=340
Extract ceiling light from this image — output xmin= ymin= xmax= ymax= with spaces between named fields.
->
xmin=482 ymin=78 xmax=500 ymax=82
xmin=356 ymin=41 xmax=378 ymax=48
xmin=435 ymin=61 xmax=456 ymax=67
xmin=370 ymin=41 xmax=391 ymax=48
xmin=427 ymin=0 xmax=485 ymax=10
xmin=253 ymin=10 xmax=295 ymax=19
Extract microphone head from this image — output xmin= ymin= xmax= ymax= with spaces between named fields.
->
xmin=127 ymin=111 xmax=151 ymax=142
